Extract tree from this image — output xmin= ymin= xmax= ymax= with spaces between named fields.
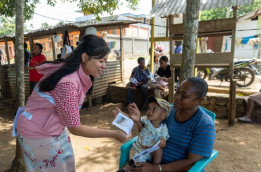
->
xmin=7 ymin=1 xmax=26 ymax=171
xmin=201 ymin=0 xmax=261 ymax=21
xmin=180 ymin=0 xmax=200 ymax=82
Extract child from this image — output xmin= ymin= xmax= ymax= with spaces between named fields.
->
xmin=115 ymin=95 xmax=170 ymax=171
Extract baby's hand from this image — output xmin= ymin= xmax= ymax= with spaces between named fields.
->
xmin=128 ymin=103 xmax=141 ymax=122
xmin=159 ymin=139 xmax=166 ymax=148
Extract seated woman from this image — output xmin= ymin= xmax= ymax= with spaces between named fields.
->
xmin=148 ymin=56 xmax=171 ymax=98
xmin=127 ymin=57 xmax=151 ymax=108
xmin=131 ymin=77 xmax=216 ymax=172
xmin=238 ymin=92 xmax=261 ymax=123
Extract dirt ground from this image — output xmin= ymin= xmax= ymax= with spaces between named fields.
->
xmin=0 ymin=101 xmax=261 ymax=172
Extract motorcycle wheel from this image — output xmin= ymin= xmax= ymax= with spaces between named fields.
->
xmin=234 ymin=67 xmax=255 ymax=87
xmin=197 ymin=68 xmax=207 ymax=79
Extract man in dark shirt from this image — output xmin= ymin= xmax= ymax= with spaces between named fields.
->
xmin=148 ymin=56 xmax=171 ymax=98
xmin=157 ymin=62 xmax=171 ymax=78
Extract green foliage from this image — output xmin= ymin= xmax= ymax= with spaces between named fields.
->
xmin=55 ymin=21 xmax=65 ymax=27
xmin=0 ymin=0 xmax=139 ymax=22
xmin=237 ymin=0 xmax=261 ymax=17
xmin=40 ymin=22 xmax=52 ymax=29
xmin=62 ymin=0 xmax=139 ymax=20
xmin=201 ymin=7 xmax=228 ymax=21
xmin=0 ymin=16 xmax=28 ymax=36
xmin=201 ymin=0 xmax=261 ymax=21
xmin=0 ymin=0 xmax=55 ymax=20
xmin=0 ymin=0 xmax=139 ymax=36
xmin=0 ymin=17 xmax=15 ymax=36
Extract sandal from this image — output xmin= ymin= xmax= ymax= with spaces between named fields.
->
xmin=238 ymin=116 xmax=254 ymax=123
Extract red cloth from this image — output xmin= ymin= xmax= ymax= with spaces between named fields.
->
xmin=29 ymin=54 xmax=46 ymax=81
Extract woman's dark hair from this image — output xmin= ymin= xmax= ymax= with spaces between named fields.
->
xmin=39 ymin=34 xmax=110 ymax=92
xmin=187 ymin=77 xmax=208 ymax=98
xmin=35 ymin=43 xmax=43 ymax=53
xmin=137 ymin=57 xmax=145 ymax=63
xmin=159 ymin=55 xmax=168 ymax=62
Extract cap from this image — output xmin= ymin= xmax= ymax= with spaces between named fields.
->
xmin=147 ymin=95 xmax=171 ymax=117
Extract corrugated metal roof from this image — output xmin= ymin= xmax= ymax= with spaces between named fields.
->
xmin=150 ymin=0 xmax=255 ymax=17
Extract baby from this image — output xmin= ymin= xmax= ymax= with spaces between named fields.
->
xmin=115 ymin=96 xmax=170 ymax=171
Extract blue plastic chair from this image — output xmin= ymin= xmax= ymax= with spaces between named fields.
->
xmin=119 ymin=106 xmax=218 ymax=171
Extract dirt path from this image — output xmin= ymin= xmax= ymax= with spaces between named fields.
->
xmin=0 ymin=102 xmax=261 ymax=172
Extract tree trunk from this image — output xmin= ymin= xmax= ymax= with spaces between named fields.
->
xmin=8 ymin=0 xmax=26 ymax=171
xmin=180 ymin=0 xmax=200 ymax=82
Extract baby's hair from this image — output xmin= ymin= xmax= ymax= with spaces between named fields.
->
xmin=187 ymin=77 xmax=208 ymax=98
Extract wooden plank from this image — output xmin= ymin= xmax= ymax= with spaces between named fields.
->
xmin=4 ymin=39 xmax=10 ymax=66
xmin=51 ymin=36 xmax=56 ymax=60
xmin=169 ymin=68 xmax=175 ymax=103
xmin=149 ymin=37 xmax=170 ymax=42
xmin=120 ymin=25 xmax=124 ymax=82
xmin=168 ymin=15 xmax=174 ymax=103
xmin=172 ymin=31 xmax=232 ymax=39
xmin=170 ymin=18 xmax=235 ymax=36
xmin=228 ymin=80 xmax=236 ymax=125
xmin=170 ymin=53 xmax=234 ymax=67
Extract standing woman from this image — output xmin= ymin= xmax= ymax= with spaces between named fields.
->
xmin=16 ymin=35 xmax=130 ymax=172
xmin=28 ymin=43 xmax=46 ymax=94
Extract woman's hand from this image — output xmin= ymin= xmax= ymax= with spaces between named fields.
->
xmin=133 ymin=163 xmax=158 ymax=172
xmin=128 ymin=103 xmax=141 ymax=122
xmin=114 ymin=130 xmax=132 ymax=142
xmin=112 ymin=107 xmax=129 ymax=118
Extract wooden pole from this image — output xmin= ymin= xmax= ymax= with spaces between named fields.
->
xmin=150 ymin=0 xmax=155 ymax=73
xmin=4 ymin=39 xmax=10 ymax=66
xmin=51 ymin=36 xmax=56 ymax=60
xmin=120 ymin=25 xmax=124 ymax=82
xmin=228 ymin=6 xmax=238 ymax=125
xmin=168 ymin=15 xmax=174 ymax=103
xmin=257 ymin=34 xmax=261 ymax=59
xmin=169 ymin=68 xmax=175 ymax=104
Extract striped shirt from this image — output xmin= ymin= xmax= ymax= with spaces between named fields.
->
xmin=162 ymin=107 xmax=216 ymax=164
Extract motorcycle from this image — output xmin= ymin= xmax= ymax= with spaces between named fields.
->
xmin=197 ymin=59 xmax=258 ymax=87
